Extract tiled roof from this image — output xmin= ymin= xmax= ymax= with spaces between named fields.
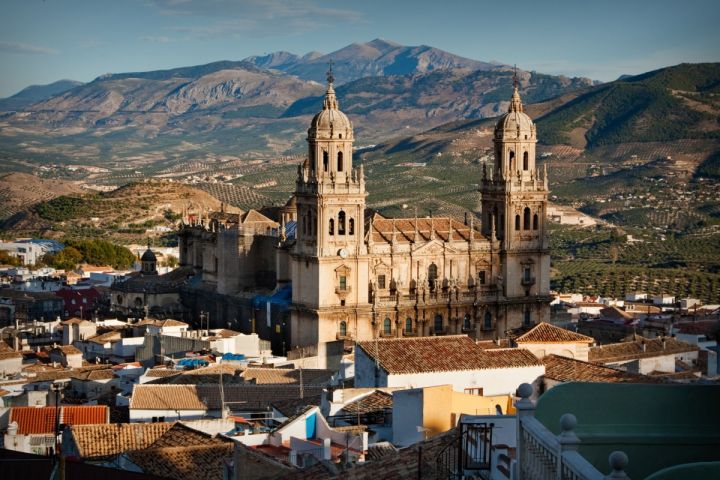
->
xmin=146 ymin=422 xmax=231 ymax=449
xmin=130 ymin=384 xmax=325 ymax=411
xmin=589 ymin=337 xmax=698 ymax=363
xmin=61 ymin=318 xmax=94 ymax=326
xmin=53 ymin=345 xmax=83 ymax=355
xmin=0 ymin=350 xmax=23 ymax=360
xmin=356 ymin=335 xmax=542 ymax=375
xmin=543 ymin=354 xmax=662 ymax=384
xmin=129 ymin=444 xmax=234 ymax=480
xmin=208 ymin=329 xmax=241 ymax=338
xmin=600 ymin=306 xmax=634 ymax=321
xmin=86 ymin=331 xmax=122 ymax=344
xmin=338 ymin=390 xmax=393 ymax=416
xmin=155 ymin=319 xmax=188 ymax=328
xmin=67 ymin=422 xmax=172 ymax=459
xmin=368 ymin=217 xmax=485 ymax=244
xmin=144 ymin=368 xmax=182 ymax=378
xmin=70 ymin=368 xmax=115 ymax=381
xmin=285 ymin=428 xmax=457 ymax=479
xmin=10 ymin=406 xmax=108 ymax=434
xmin=366 ymin=441 xmax=398 ymax=461
xmin=515 ymin=322 xmax=594 ymax=344
xmin=241 ymin=367 xmax=334 ymax=385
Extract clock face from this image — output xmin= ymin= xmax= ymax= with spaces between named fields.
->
xmin=338 ymin=248 xmax=348 ymax=258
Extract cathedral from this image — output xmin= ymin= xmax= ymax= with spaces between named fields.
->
xmin=178 ymin=70 xmax=551 ymax=353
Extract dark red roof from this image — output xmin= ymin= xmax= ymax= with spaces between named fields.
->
xmin=10 ymin=406 xmax=108 ymax=434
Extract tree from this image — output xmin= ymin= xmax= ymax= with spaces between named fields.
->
xmin=163 ymin=254 xmax=179 ymax=268
xmin=0 ymin=250 xmax=20 ymax=266
xmin=53 ymin=246 xmax=83 ymax=270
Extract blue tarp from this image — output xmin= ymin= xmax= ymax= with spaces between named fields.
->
xmin=252 ymin=284 xmax=292 ymax=310
xmin=284 ymin=221 xmax=297 ymax=240
xmin=176 ymin=358 xmax=208 ymax=368
xmin=305 ymin=412 xmax=316 ymax=439
xmin=221 ymin=353 xmax=246 ymax=361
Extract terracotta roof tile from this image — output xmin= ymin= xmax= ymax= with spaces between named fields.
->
xmin=241 ymin=367 xmax=334 ymax=385
xmin=589 ymin=336 xmax=698 ymax=363
xmin=369 ymin=217 xmax=484 ymax=244
xmin=515 ymin=322 xmax=594 ymax=344
xmin=146 ymin=422 xmax=231 ymax=449
xmin=128 ymin=444 xmax=234 ymax=480
xmin=130 ymin=384 xmax=325 ymax=411
xmin=54 ymin=345 xmax=83 ymax=355
xmin=356 ymin=335 xmax=542 ymax=375
xmin=543 ymin=355 xmax=662 ymax=384
xmin=10 ymin=406 xmax=108 ymax=434
xmin=67 ymin=422 xmax=172 ymax=459
xmin=338 ymin=390 xmax=393 ymax=416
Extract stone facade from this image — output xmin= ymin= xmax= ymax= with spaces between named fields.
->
xmin=178 ymin=71 xmax=552 ymax=353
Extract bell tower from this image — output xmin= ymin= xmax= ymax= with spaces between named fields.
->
xmin=480 ymin=71 xmax=550 ymax=327
xmin=290 ymin=66 xmax=371 ymax=349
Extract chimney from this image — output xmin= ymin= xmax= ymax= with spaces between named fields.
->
xmin=323 ymin=438 xmax=332 ymax=461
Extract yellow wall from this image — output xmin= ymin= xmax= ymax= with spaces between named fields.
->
xmin=421 ymin=385 xmax=514 ymax=438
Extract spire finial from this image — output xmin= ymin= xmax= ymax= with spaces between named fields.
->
xmin=513 ymin=64 xmax=518 ymax=90
xmin=509 ymin=65 xmax=523 ymax=113
xmin=326 ymin=59 xmax=335 ymax=85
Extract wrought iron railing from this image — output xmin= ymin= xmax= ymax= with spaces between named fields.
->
xmin=435 ymin=422 xmax=493 ymax=479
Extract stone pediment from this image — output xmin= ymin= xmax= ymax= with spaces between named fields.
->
xmin=372 ymin=259 xmax=391 ymax=273
xmin=412 ymin=239 xmax=460 ymax=256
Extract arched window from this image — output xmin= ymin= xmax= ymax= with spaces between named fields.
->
xmin=329 ymin=218 xmax=334 ymax=235
xmin=523 ymin=207 xmax=531 ymax=230
xmin=312 ymin=212 xmax=317 ymax=235
xmin=323 ymin=151 xmax=328 ymax=172
xmin=428 ymin=263 xmax=438 ymax=290
xmin=523 ymin=309 xmax=531 ymax=326
xmin=302 ymin=214 xmax=307 ymax=235
xmin=434 ymin=314 xmax=443 ymax=333
xmin=383 ymin=317 xmax=392 ymax=335
xmin=515 ymin=215 xmax=521 ymax=231
xmin=484 ymin=311 xmax=492 ymax=330
xmin=509 ymin=150 xmax=515 ymax=170
xmin=405 ymin=317 xmax=413 ymax=333
xmin=339 ymin=321 xmax=347 ymax=337
xmin=337 ymin=151 xmax=344 ymax=172
xmin=463 ymin=314 xmax=472 ymax=331
xmin=523 ymin=151 xmax=529 ymax=170
xmin=338 ymin=211 xmax=346 ymax=235
xmin=533 ymin=213 xmax=538 ymax=230
xmin=348 ymin=218 xmax=354 ymax=235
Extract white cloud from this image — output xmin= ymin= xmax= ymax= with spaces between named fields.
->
xmin=0 ymin=41 xmax=58 ymax=55
xmin=147 ymin=0 xmax=362 ymax=37
xmin=138 ymin=35 xmax=173 ymax=43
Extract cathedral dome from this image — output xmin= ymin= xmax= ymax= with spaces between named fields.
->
xmin=141 ymin=248 xmax=157 ymax=263
xmin=308 ymin=69 xmax=353 ymax=138
xmin=494 ymin=87 xmax=535 ymax=140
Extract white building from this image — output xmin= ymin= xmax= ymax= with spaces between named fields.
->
xmin=515 ymin=322 xmax=595 ymax=361
xmin=354 ymin=335 xmax=544 ymax=395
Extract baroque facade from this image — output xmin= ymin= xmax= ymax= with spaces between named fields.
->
xmin=178 ymin=71 xmax=551 ymax=351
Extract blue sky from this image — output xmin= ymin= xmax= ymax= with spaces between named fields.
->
xmin=0 ymin=0 xmax=718 ymax=97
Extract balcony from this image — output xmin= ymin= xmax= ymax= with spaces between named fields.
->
xmin=335 ymin=285 xmax=352 ymax=295
xmin=521 ymin=276 xmax=536 ymax=286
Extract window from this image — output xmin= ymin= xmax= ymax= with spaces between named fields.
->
xmin=464 ymin=387 xmax=483 ymax=396
xmin=428 ymin=263 xmax=438 ymax=290
xmin=515 ymin=215 xmax=521 ymax=231
xmin=523 ymin=151 xmax=529 ymax=170
xmin=349 ymin=218 xmax=354 ymax=235
xmin=533 ymin=214 xmax=538 ymax=230
xmin=377 ymin=274 xmax=386 ymax=289
xmin=323 ymin=151 xmax=328 ymax=172
xmin=329 ymin=218 xmax=334 ymax=235
xmin=463 ymin=314 xmax=472 ymax=331
xmin=405 ymin=317 xmax=413 ymax=333
xmin=339 ymin=276 xmax=347 ymax=291
xmin=509 ymin=150 xmax=515 ymax=170
xmin=484 ymin=311 xmax=492 ymax=330
xmin=434 ymin=314 xmax=443 ymax=333
xmin=478 ymin=271 xmax=486 ymax=285
xmin=383 ymin=317 xmax=391 ymax=335
xmin=523 ymin=310 xmax=531 ymax=326
xmin=338 ymin=211 xmax=346 ymax=235
xmin=339 ymin=321 xmax=347 ymax=337
xmin=134 ymin=297 xmax=143 ymax=307
xmin=337 ymin=151 xmax=344 ymax=172
xmin=524 ymin=267 xmax=531 ymax=282
xmin=523 ymin=207 xmax=531 ymax=230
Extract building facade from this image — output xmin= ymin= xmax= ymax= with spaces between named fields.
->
xmin=178 ymin=71 xmax=552 ymax=352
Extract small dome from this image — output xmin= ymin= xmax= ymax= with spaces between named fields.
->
xmin=141 ymin=248 xmax=156 ymax=262
xmin=308 ymin=68 xmax=353 ymax=138
xmin=494 ymin=87 xmax=535 ymax=140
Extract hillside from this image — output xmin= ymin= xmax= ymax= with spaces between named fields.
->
xmin=0 ymin=172 xmax=83 ymax=222
xmin=1 ymin=179 xmax=240 ymax=242
xmin=244 ymin=38 xmax=499 ymax=84
xmin=0 ymin=40 xmax=594 ymax=179
xmin=0 ymin=79 xmax=83 ymax=111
